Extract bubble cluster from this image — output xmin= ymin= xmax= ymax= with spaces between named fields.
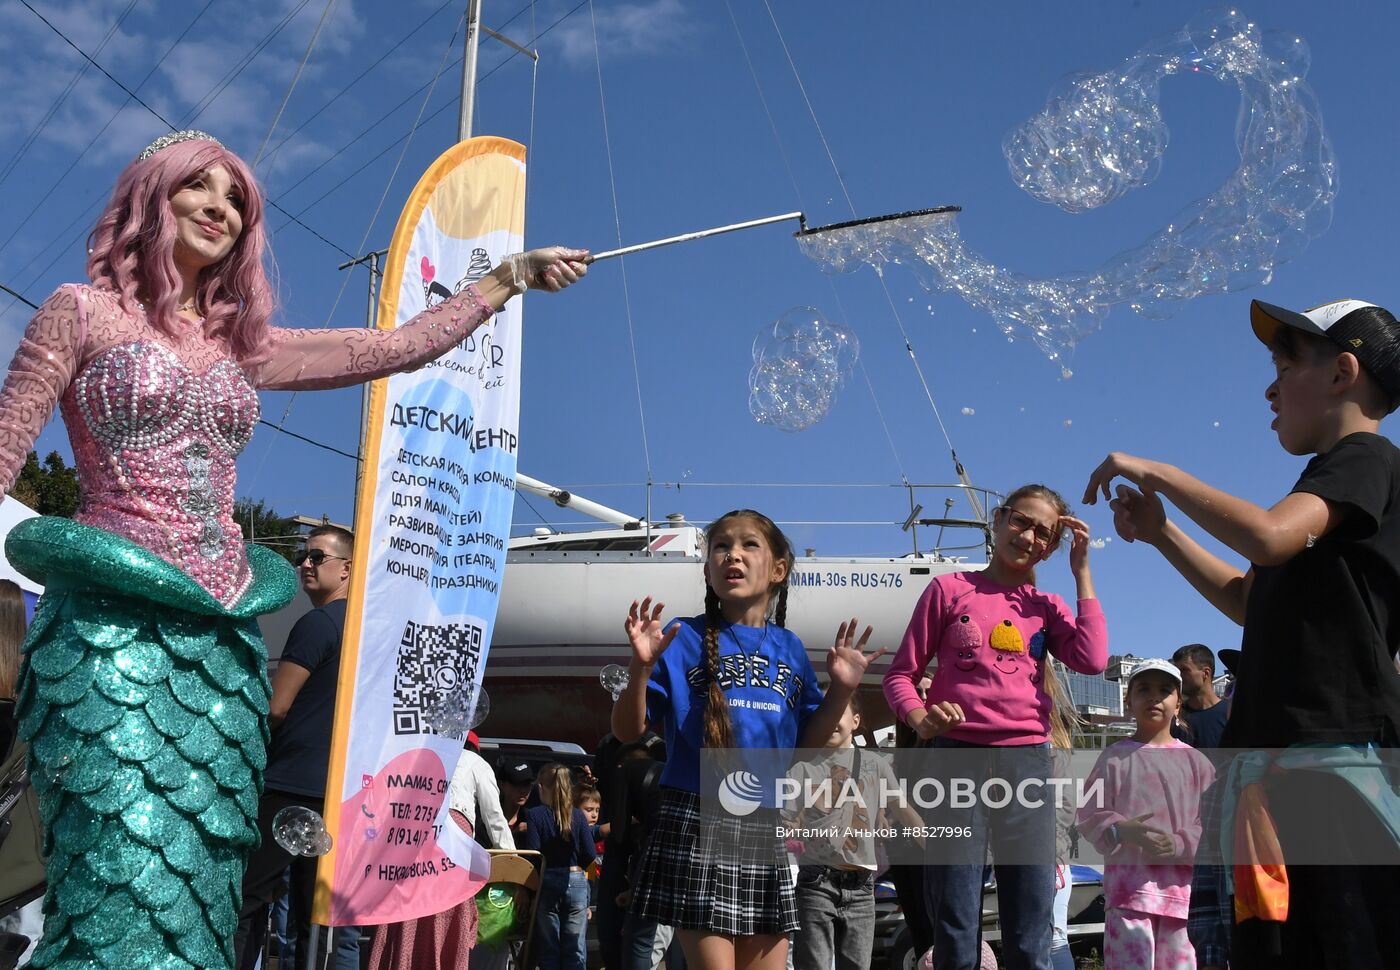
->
xmin=960 ymin=407 xmax=975 ymax=416
xmin=600 ymin=664 xmax=630 ymax=700
xmin=273 ymin=805 xmax=334 ymax=857
xmin=424 ymin=685 xmax=490 ymax=736
xmin=797 ymin=10 xmax=1334 ymax=363
xmin=749 ymin=307 xmax=860 ymax=432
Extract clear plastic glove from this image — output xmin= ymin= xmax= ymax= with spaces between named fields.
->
xmin=502 ymin=247 xmax=590 ymax=294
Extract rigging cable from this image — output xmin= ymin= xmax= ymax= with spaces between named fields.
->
xmin=269 ymin=0 xmax=588 ymax=222
xmin=0 ymin=0 xmax=139 ymax=192
xmin=587 ymin=0 xmax=654 ymax=493
xmin=181 ymin=0 xmax=315 ymax=127
xmin=257 ymin=0 xmax=461 ymax=175
xmin=759 ymin=0 xmax=985 ymax=520
xmin=15 ymin=0 xmax=354 ymax=259
xmin=242 ymin=12 xmax=469 ymax=502
xmin=719 ymin=0 xmax=909 ymax=488
xmin=254 ymin=0 xmax=341 ymax=169
xmin=0 ymin=0 xmax=221 ymax=264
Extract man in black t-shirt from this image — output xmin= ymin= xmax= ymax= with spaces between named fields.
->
xmin=1084 ymin=298 xmax=1400 ymax=968
xmin=1170 ymin=643 xmax=1228 ymax=749
xmin=233 ymin=525 xmax=359 ymax=970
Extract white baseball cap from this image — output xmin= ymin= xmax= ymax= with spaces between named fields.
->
xmin=1126 ymin=658 xmax=1183 ymax=689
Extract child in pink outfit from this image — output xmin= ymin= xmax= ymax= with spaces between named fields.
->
xmin=884 ymin=484 xmax=1108 ymax=970
xmin=1078 ymin=659 xmax=1216 ymax=970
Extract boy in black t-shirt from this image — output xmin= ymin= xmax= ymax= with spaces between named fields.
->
xmin=1083 ymin=298 xmax=1400 ymax=968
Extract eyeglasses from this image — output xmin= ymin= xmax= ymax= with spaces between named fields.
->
xmin=996 ymin=506 xmax=1060 ymax=550
xmin=295 ymin=549 xmax=349 ymax=567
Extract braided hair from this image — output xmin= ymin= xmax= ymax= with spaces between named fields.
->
xmin=701 ymin=510 xmax=795 ymax=750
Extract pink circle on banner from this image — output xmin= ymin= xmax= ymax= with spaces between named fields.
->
xmin=330 ymin=748 xmax=491 ymax=925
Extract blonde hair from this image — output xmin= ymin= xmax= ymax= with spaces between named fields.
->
xmin=0 ymin=581 xmax=24 ymax=699
xmin=1045 ymin=661 xmax=1080 ymax=750
xmin=538 ymin=763 xmax=574 ymax=835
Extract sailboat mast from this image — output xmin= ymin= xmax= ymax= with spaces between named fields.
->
xmin=459 ymin=0 xmax=483 ymax=140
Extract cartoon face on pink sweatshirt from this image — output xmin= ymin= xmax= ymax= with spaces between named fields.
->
xmin=882 ymin=570 xmax=1108 ymax=745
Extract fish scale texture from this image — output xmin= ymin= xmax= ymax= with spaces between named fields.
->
xmin=9 ymin=517 xmax=297 ymax=970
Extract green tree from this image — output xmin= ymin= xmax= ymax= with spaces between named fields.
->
xmin=234 ymin=497 xmax=299 ymax=563
xmin=9 ymin=451 xmax=80 ymax=516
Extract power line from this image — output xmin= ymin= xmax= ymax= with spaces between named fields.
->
xmin=256 ymin=420 xmax=360 ymax=461
xmin=0 ymin=284 xmax=37 ymax=309
xmin=15 ymin=0 xmax=353 ymax=260
xmin=0 ymin=0 xmax=139 ymax=191
xmin=0 ymin=0 xmax=221 ymax=262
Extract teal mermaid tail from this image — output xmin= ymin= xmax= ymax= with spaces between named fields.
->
xmin=8 ymin=517 xmax=298 ymax=970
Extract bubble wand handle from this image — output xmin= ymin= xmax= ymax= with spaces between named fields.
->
xmin=585 ymin=211 xmax=806 ymax=262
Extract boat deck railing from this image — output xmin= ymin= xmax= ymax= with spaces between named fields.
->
xmin=511 ymin=480 xmax=999 ymax=561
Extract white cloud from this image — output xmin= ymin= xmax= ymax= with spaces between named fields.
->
xmin=548 ymin=0 xmax=701 ymax=70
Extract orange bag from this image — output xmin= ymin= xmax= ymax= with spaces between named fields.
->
xmin=1232 ymin=782 xmax=1289 ymax=923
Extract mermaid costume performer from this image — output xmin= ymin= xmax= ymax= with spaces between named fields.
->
xmin=0 ymin=280 xmax=496 ymax=968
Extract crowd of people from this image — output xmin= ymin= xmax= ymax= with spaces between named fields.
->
xmin=0 ymin=123 xmax=1397 ymax=970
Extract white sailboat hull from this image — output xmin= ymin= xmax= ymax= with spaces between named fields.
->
xmin=484 ymin=545 xmax=977 ymax=746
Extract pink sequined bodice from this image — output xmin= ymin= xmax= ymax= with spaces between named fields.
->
xmin=0 ymin=282 xmax=494 ymax=607
xmin=62 ymin=340 xmax=262 ymax=603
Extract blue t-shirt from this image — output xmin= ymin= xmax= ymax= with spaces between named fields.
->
xmin=646 ymin=617 xmax=824 ymax=793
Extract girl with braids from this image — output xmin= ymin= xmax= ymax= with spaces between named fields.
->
xmin=521 ymin=764 xmax=597 ymax=970
xmin=611 ymin=509 xmax=884 ymax=970
xmin=883 ymin=483 xmax=1107 ymax=970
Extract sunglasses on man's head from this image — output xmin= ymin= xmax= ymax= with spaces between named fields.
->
xmin=294 ymin=549 xmax=348 ymax=567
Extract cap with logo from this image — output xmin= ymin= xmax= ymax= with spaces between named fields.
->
xmin=497 ymin=760 xmax=535 ymax=785
xmin=1251 ymin=298 xmax=1400 ymax=412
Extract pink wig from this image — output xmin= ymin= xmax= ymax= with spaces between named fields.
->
xmin=87 ymin=139 xmax=275 ymax=363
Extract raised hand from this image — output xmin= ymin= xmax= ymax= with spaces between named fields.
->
xmin=826 ymin=617 xmax=886 ymax=691
xmin=1058 ymin=514 xmax=1092 ymax=575
xmin=1083 ymin=451 xmax=1156 ymax=506
xmin=1109 ymin=483 xmax=1167 ymax=545
xmin=623 ymin=596 xmax=678 ymax=667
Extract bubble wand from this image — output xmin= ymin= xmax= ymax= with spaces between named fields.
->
xmin=583 ymin=206 xmax=961 ymax=262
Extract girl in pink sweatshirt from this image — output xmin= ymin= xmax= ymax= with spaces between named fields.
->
xmin=1078 ymin=660 xmax=1215 ymax=970
xmin=883 ymin=483 xmax=1108 ymax=970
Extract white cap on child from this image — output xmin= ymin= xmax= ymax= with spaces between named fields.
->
xmin=1126 ymin=657 xmax=1183 ymax=689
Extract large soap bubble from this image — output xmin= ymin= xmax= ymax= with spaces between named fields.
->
xmin=273 ymin=805 xmax=334 ymax=857
xmin=749 ymin=307 xmax=859 ymax=432
xmin=798 ymin=9 xmax=1335 ymax=363
xmin=600 ymin=664 xmax=630 ymax=701
xmin=424 ymin=685 xmax=490 ymax=736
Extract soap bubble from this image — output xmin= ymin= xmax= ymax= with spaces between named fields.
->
xmin=796 ymin=10 xmax=1334 ymax=363
xmin=960 ymin=407 xmax=975 ymax=416
xmin=273 ymin=805 xmax=334 ymax=857
xmin=749 ymin=307 xmax=860 ymax=432
xmin=425 ymin=685 xmax=490 ymax=736
xmin=1089 ymin=537 xmax=1112 ymax=550
xmin=600 ymin=664 xmax=630 ymax=701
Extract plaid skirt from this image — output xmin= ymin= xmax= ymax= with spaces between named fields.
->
xmin=631 ymin=787 xmax=798 ymax=936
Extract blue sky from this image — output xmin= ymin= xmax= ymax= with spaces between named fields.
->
xmin=1 ymin=0 xmax=1397 ymax=664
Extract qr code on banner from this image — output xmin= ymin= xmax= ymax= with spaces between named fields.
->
xmin=393 ymin=619 xmax=484 ymax=735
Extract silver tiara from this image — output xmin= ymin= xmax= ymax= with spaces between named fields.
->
xmin=137 ymin=130 xmax=222 ymax=162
